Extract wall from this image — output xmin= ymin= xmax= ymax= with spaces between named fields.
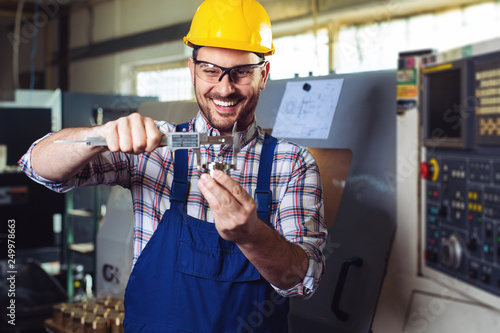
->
xmin=66 ymin=0 xmax=198 ymax=93
xmin=0 ymin=12 xmax=49 ymax=98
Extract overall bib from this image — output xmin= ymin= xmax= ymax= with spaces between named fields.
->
xmin=124 ymin=123 xmax=289 ymax=332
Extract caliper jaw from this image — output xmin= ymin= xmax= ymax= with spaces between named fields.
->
xmin=201 ymin=122 xmax=240 ymax=176
xmin=168 ymin=123 xmax=240 ymax=175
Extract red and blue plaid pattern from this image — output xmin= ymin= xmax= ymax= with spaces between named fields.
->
xmin=19 ymin=112 xmax=327 ymax=298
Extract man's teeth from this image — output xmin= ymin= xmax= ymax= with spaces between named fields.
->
xmin=214 ymin=100 xmax=235 ymax=107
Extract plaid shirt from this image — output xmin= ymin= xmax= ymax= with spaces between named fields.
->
xmin=19 ymin=112 xmax=327 ymax=298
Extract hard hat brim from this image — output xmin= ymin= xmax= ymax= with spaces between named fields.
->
xmin=184 ymin=36 xmax=275 ymax=56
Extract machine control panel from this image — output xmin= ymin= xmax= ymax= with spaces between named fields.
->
xmin=422 ymin=153 xmax=500 ymax=296
xmin=419 ymin=43 xmax=500 ymax=298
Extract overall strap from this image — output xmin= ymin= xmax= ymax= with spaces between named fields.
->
xmin=170 ymin=122 xmax=190 ymax=211
xmin=255 ymin=132 xmax=277 ymax=224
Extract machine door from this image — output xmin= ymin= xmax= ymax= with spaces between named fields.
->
xmin=256 ymin=71 xmax=397 ymax=333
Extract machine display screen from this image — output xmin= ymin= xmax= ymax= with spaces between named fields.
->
xmin=423 ymin=65 xmax=464 ymax=147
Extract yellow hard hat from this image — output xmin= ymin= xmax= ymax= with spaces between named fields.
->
xmin=184 ymin=0 xmax=275 ymax=56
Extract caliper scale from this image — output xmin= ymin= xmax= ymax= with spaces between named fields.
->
xmin=56 ymin=123 xmax=241 ymax=176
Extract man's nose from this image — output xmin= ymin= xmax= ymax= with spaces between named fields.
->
xmin=214 ymin=72 xmax=235 ymax=95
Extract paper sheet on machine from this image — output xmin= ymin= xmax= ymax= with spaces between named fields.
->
xmin=272 ymin=78 xmax=344 ymax=139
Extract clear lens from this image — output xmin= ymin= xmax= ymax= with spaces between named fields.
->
xmin=231 ymin=66 xmax=257 ymax=83
xmin=198 ymin=63 xmax=221 ymax=80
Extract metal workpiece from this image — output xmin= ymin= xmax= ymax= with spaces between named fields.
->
xmin=202 ymin=160 xmax=236 ymax=177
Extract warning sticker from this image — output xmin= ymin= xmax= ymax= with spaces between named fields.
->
xmin=397 ymin=85 xmax=418 ymax=99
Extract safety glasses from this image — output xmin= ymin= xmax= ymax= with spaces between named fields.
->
xmin=193 ymin=59 xmax=267 ymax=85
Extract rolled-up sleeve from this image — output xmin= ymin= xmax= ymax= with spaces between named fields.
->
xmin=18 ymin=133 xmax=70 ymax=192
xmin=18 ymin=133 xmax=132 ymax=192
xmin=272 ymin=146 xmax=327 ymax=298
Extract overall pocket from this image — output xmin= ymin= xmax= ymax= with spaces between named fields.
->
xmin=171 ymin=217 xmax=263 ymax=332
xmin=176 ymin=217 xmax=260 ymax=281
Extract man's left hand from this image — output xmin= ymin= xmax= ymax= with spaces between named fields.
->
xmin=197 ymin=170 xmax=262 ymax=244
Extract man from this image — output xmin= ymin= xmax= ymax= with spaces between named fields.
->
xmin=19 ymin=0 xmax=327 ymax=331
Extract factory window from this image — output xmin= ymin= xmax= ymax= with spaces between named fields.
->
xmin=269 ymin=29 xmax=330 ymax=80
xmin=335 ymin=1 xmax=500 ymax=73
xmin=136 ymin=64 xmax=193 ymax=102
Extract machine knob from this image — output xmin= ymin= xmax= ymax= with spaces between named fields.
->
xmin=440 ymin=235 xmax=463 ymax=269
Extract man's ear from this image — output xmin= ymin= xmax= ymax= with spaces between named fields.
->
xmin=188 ymin=57 xmax=196 ymax=85
xmin=259 ymin=61 xmax=271 ymax=90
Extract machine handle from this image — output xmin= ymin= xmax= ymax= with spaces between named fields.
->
xmin=331 ymin=256 xmax=363 ymax=321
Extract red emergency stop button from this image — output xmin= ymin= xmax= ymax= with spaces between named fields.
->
xmin=421 ymin=158 xmax=439 ymax=181
xmin=420 ymin=162 xmax=429 ymax=179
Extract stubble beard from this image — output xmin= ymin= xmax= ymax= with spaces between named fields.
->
xmin=194 ymin=80 xmax=260 ymax=133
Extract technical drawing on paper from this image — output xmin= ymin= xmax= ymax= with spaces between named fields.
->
xmin=272 ymin=78 xmax=344 ymax=139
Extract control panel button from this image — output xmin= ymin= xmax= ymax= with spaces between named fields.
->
xmin=467 ymin=238 xmax=478 ymax=252
xmin=438 ymin=205 xmax=448 ymax=217
xmin=483 ymin=244 xmax=494 ymax=256
xmin=480 ymin=273 xmax=490 ymax=284
xmin=421 ymin=158 xmax=439 ymax=182
xmin=425 ymin=250 xmax=438 ymax=264
xmin=420 ymin=162 xmax=429 ymax=180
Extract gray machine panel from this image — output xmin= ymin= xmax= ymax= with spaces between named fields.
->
xmin=256 ymin=71 xmax=397 ymax=332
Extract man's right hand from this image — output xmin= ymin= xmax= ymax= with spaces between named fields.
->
xmin=98 ymin=113 xmax=162 ymax=154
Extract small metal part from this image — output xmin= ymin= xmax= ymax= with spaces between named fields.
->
xmin=202 ymin=161 xmax=236 ymax=177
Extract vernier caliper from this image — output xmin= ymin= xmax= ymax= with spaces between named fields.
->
xmin=55 ymin=123 xmax=241 ymax=176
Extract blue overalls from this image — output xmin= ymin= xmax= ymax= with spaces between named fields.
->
xmin=124 ymin=123 xmax=289 ymax=332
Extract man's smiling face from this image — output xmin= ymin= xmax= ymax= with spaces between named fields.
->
xmin=189 ymin=47 xmax=270 ymax=135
